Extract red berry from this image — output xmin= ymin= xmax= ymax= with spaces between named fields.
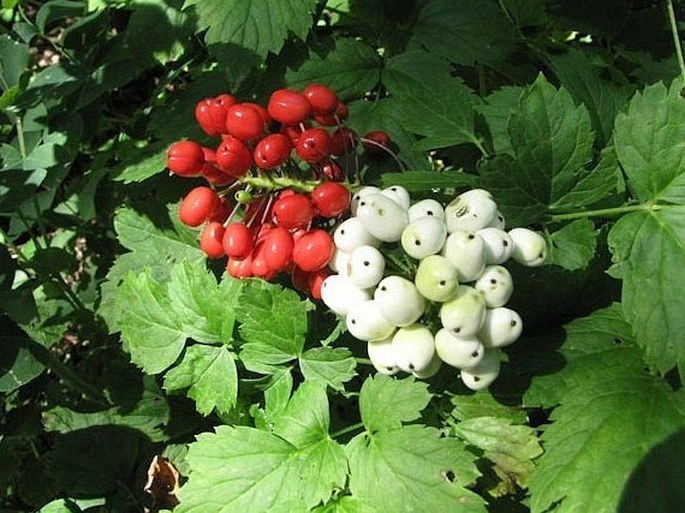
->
xmin=292 ymin=229 xmax=334 ymax=271
xmin=243 ymin=102 xmax=271 ymax=126
xmin=250 ymin=241 xmax=277 ymax=280
xmin=335 ymin=102 xmax=349 ymax=120
xmin=291 ymin=267 xmax=310 ymax=293
xmin=272 ymin=194 xmax=315 ymax=229
xmin=263 ymin=227 xmax=294 ymax=272
xmin=320 ymin=160 xmax=345 ymax=181
xmin=362 ymin=130 xmax=392 ymax=154
xmin=295 ymin=127 xmax=331 ymax=164
xmin=303 ymin=84 xmax=339 ymax=116
xmin=307 ymin=268 xmax=332 ymax=300
xmin=329 ymin=127 xmax=357 ymax=156
xmin=281 ymin=123 xmax=308 ymax=145
xmin=209 ymin=196 xmax=231 ymax=223
xmin=167 ymin=140 xmax=205 ymax=177
xmin=222 ymin=222 xmax=253 ymax=259
xmin=227 ymin=255 xmax=253 ymax=279
xmin=253 ymin=133 xmax=292 ymax=170
xmin=179 ymin=187 xmax=218 ymax=227
xmin=216 ymin=136 xmax=253 ymax=177
xmin=225 ymin=103 xmax=266 ymax=141
xmin=200 ymin=222 xmax=226 ymax=259
xmin=316 ymin=102 xmax=348 ymax=126
xmin=195 ymin=94 xmax=236 ymax=137
xmin=267 ymin=89 xmax=311 ymax=125
xmin=201 ymin=163 xmax=234 ymax=186
xmin=311 ymin=181 xmax=351 ymax=218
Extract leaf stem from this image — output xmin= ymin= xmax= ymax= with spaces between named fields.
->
xmin=330 ymin=421 xmax=365 ymax=439
xmin=547 ymin=203 xmax=659 ymax=222
xmin=666 ymin=0 xmax=685 ymax=83
xmin=355 ymin=357 xmax=373 ymax=366
xmin=15 ymin=116 xmax=27 ymax=160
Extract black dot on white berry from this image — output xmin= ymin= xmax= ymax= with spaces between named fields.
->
xmin=378 ymin=208 xmax=385 ymax=216
xmin=453 ymin=328 xmax=461 ymax=334
xmin=360 ymin=202 xmax=366 ymax=207
xmin=471 ymin=351 xmax=479 ymax=358
xmin=408 ymin=363 xmax=415 ymax=370
xmin=503 ymin=240 xmax=508 ymax=246
xmin=391 ymin=187 xmax=397 ymax=191
xmin=473 ymin=376 xmax=481 ymax=382
xmin=415 ymin=240 xmax=421 ymax=246
xmin=468 ymin=234 xmax=475 ymax=240
xmin=538 ymin=252 xmax=544 ymax=258
xmin=363 ymin=260 xmax=369 ymax=266
xmin=350 ymin=319 xmax=356 ymax=324
xmin=439 ymin=280 xmax=446 ymax=286
xmin=511 ymin=320 xmax=517 ymax=326
xmin=387 ymin=366 xmax=394 ymax=371
xmin=340 ymin=229 xmax=345 ymax=235
xmin=490 ymin=278 xmax=497 ymax=284
xmin=427 ymin=210 xmax=434 ymax=215
xmin=380 ymin=286 xmax=387 ymax=291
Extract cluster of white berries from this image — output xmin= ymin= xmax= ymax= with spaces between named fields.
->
xmin=320 ymin=186 xmax=547 ymax=390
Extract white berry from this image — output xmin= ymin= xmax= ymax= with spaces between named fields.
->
xmin=434 ymin=329 xmax=485 ymax=369
xmin=442 ymin=230 xmax=486 ymax=282
xmin=391 ymin=324 xmax=436 ymax=373
xmin=356 ymin=193 xmax=409 ymax=242
xmin=381 ymin=185 xmax=411 ymax=210
xmin=348 ymin=245 xmax=385 ymax=289
xmin=351 ymin=186 xmax=381 ymax=216
xmin=401 ymin=216 xmax=447 ymax=260
xmin=374 ymin=275 xmax=426 ymax=327
xmin=328 ymin=247 xmax=351 ymax=276
xmin=460 ymin=349 xmax=501 ymax=391
xmin=412 ymin=352 xmax=442 ymax=379
xmin=479 ymin=307 xmax=523 ymax=348
xmin=508 ymin=228 xmax=547 ymax=267
xmin=333 ymin=217 xmax=380 ymax=252
xmin=444 ymin=192 xmax=498 ymax=233
xmin=474 ymin=265 xmax=514 ymax=308
xmin=367 ymin=336 xmax=400 ymax=375
xmin=408 ymin=199 xmax=445 ymax=223
xmin=414 ymin=255 xmax=459 ymax=302
xmin=321 ymin=275 xmax=371 ymax=316
xmin=439 ymin=285 xmax=486 ymax=337
xmin=476 ymin=227 xmax=514 ymax=265
xmin=346 ymin=299 xmax=396 ymax=341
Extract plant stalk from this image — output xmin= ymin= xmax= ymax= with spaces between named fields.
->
xmin=667 ymin=0 xmax=685 ymax=83
xmin=547 ymin=203 xmax=660 ymax=222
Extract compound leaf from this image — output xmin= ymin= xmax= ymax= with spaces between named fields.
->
xmin=547 ymin=218 xmax=597 ymax=271
xmin=359 ymin=375 xmax=431 ymax=433
xmin=299 ymin=346 xmax=357 ymax=391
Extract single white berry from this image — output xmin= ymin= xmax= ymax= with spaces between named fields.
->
xmin=374 ymin=275 xmax=426 ymax=327
xmin=460 ymin=349 xmax=501 ymax=391
xmin=348 ymin=245 xmax=385 ymax=289
xmin=351 ymin=186 xmax=381 ymax=216
xmin=474 ymin=265 xmax=514 ymax=308
xmin=508 ymin=228 xmax=547 ymax=267
xmin=434 ymin=329 xmax=485 ymax=369
xmin=414 ymin=255 xmax=459 ymax=302
xmin=408 ymin=199 xmax=445 ymax=223
xmin=321 ymin=275 xmax=372 ymax=316
xmin=457 ymin=188 xmax=494 ymax=202
xmin=439 ymin=285 xmax=486 ymax=337
xmin=391 ymin=324 xmax=436 ymax=373
xmin=367 ymin=336 xmax=400 ymax=375
xmin=444 ymin=192 xmax=498 ymax=233
xmin=488 ymin=210 xmax=506 ymax=229
xmin=346 ymin=299 xmax=396 ymax=341
xmin=328 ymin=247 xmax=351 ymax=276
xmin=356 ymin=193 xmax=409 ymax=242
xmin=476 ymin=227 xmax=514 ymax=265
xmin=412 ymin=352 xmax=442 ymax=379
xmin=401 ymin=216 xmax=447 ymax=259
xmin=479 ymin=307 xmax=523 ymax=348
xmin=333 ymin=217 xmax=381 ymax=252
xmin=381 ymin=185 xmax=411 ymax=210
xmin=442 ymin=230 xmax=486 ymax=282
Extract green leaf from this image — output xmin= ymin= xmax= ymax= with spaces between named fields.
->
xmin=236 ymin=280 xmax=313 ymax=357
xmin=299 ymin=347 xmax=356 ymax=391
xmin=0 ymin=34 xmax=29 ymax=87
xmin=239 ymin=342 xmax=297 ymax=374
xmin=480 ymin=75 xmax=595 ymax=225
xmin=186 ymin=0 xmax=316 ymax=55
xmin=547 ymin=218 xmax=597 ymax=271
xmin=608 ymin=206 xmax=685 ymax=374
xmin=177 ymin=396 xmax=346 ymax=511
xmin=409 ymin=0 xmax=515 ymax=67
xmin=478 ymin=86 xmax=524 ymax=155
xmin=614 ymin=80 xmax=685 ymax=204
xmin=312 ymin=496 xmax=378 ymax=513
xmin=43 ymin=388 xmax=170 ymax=442
xmin=359 ymin=375 xmax=431 ymax=432
xmin=0 ymin=334 xmax=45 ymax=393
xmin=346 ymin=426 xmax=485 ymax=513
xmin=164 ymin=345 xmax=238 ymax=416
xmin=450 ymin=392 xmax=528 ymax=424
xmin=380 ymin=170 xmax=477 ymax=193
xmin=112 ymin=144 xmax=167 ymax=184
xmin=528 ymin=350 xmax=685 ymax=513
xmin=452 ymin=416 xmax=542 ymax=492
xmin=286 ymin=38 xmax=383 ymax=101
xmin=0 ymin=84 xmax=22 ymax=109
xmin=382 ymin=49 xmax=458 ymax=97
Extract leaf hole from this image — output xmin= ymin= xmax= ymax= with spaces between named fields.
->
xmin=441 ymin=470 xmax=456 ymax=483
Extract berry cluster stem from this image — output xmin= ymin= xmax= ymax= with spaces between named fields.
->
xmin=667 ymin=0 xmax=685 ymax=83
xmin=547 ymin=202 xmax=661 ymax=223
xmin=238 ymin=174 xmax=325 ymax=194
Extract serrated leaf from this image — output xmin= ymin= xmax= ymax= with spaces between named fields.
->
xmin=43 ymin=388 xmax=170 ymax=442
xmin=164 ymin=345 xmax=238 ymax=416
xmin=0 ymin=334 xmax=45 ymax=393
xmin=450 ymin=393 xmax=528 ymax=424
xmin=112 ymin=144 xmax=167 ymax=184
xmin=528 ymin=350 xmax=685 ymax=513
xmin=409 ymin=0 xmax=515 ymax=67
xmin=286 ymin=38 xmax=382 ymax=101
xmin=382 ymin=50 xmax=458 ymax=97
xmin=547 ymin=218 xmax=597 ymax=271
xmin=614 ymin=80 xmax=685 ymax=204
xmin=346 ymin=426 xmax=485 ymax=513
xmin=239 ymin=342 xmax=297 ymax=374
xmin=608 ymin=206 xmax=685 ymax=374
xmin=273 ymin=381 xmax=329 ymax=447
xmin=0 ymin=34 xmax=29 ymax=87
xmin=312 ymin=496 xmax=378 ymax=513
xmin=185 ymin=0 xmax=315 ymax=55
xmin=453 ymin=416 xmax=542 ymax=492
xmin=359 ymin=375 xmax=431 ymax=432
xmin=299 ymin=347 xmax=356 ymax=391
xmin=177 ymin=406 xmax=346 ymax=511
xmin=380 ymin=170 xmax=477 ymax=193
xmin=478 ymin=86 xmax=524 ymax=155
xmin=236 ymin=280 xmax=313 ymax=357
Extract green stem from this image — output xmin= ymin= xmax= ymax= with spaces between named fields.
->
xmin=238 ymin=174 xmax=325 ymax=194
xmin=471 ymin=137 xmax=490 ymax=158
xmin=16 ymin=116 xmax=27 ymax=160
xmin=547 ymin=203 xmax=658 ymax=222
xmin=667 ymin=0 xmax=685 ymax=83
xmin=330 ymin=421 xmax=365 ymax=439
xmin=355 ymin=357 xmax=374 ymax=366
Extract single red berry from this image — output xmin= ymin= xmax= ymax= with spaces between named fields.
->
xmin=311 ymin=181 xmax=351 ymax=218
xmin=303 ymin=84 xmax=339 ymax=116
xmin=263 ymin=227 xmax=294 ymax=272
xmin=201 ymin=163 xmax=234 ymax=186
xmin=222 ymin=222 xmax=253 ymax=259
xmin=329 ymin=127 xmax=357 ymax=156
xmin=215 ymin=136 xmax=253 ymax=177
xmin=316 ymin=102 xmax=348 ymax=125
xmin=179 ymin=187 xmax=218 ymax=227
xmin=200 ymin=222 xmax=226 ymax=259
xmin=243 ymin=102 xmax=271 ymax=126
xmin=335 ymin=102 xmax=349 ymax=120
xmin=195 ymin=94 xmax=236 ymax=137
xmin=167 ymin=140 xmax=205 ymax=177
xmin=253 ymin=133 xmax=292 ymax=170
xmin=250 ymin=242 xmax=278 ymax=280
xmin=307 ymin=268 xmax=332 ymax=300
xmin=267 ymin=89 xmax=311 ymax=125
xmin=272 ymin=194 xmax=315 ymax=229
xmin=295 ymin=127 xmax=331 ymax=164
xmin=209 ymin=196 xmax=231 ymax=223
xmin=320 ymin=160 xmax=345 ymax=181
xmin=292 ymin=229 xmax=334 ymax=271
xmin=225 ymin=103 xmax=266 ymax=141
xmin=362 ymin=130 xmax=392 ymax=154
xmin=281 ymin=123 xmax=308 ymax=145
xmin=227 ymin=255 xmax=253 ymax=279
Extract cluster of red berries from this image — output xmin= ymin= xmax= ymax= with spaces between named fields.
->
xmin=165 ymin=84 xmax=392 ymax=298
